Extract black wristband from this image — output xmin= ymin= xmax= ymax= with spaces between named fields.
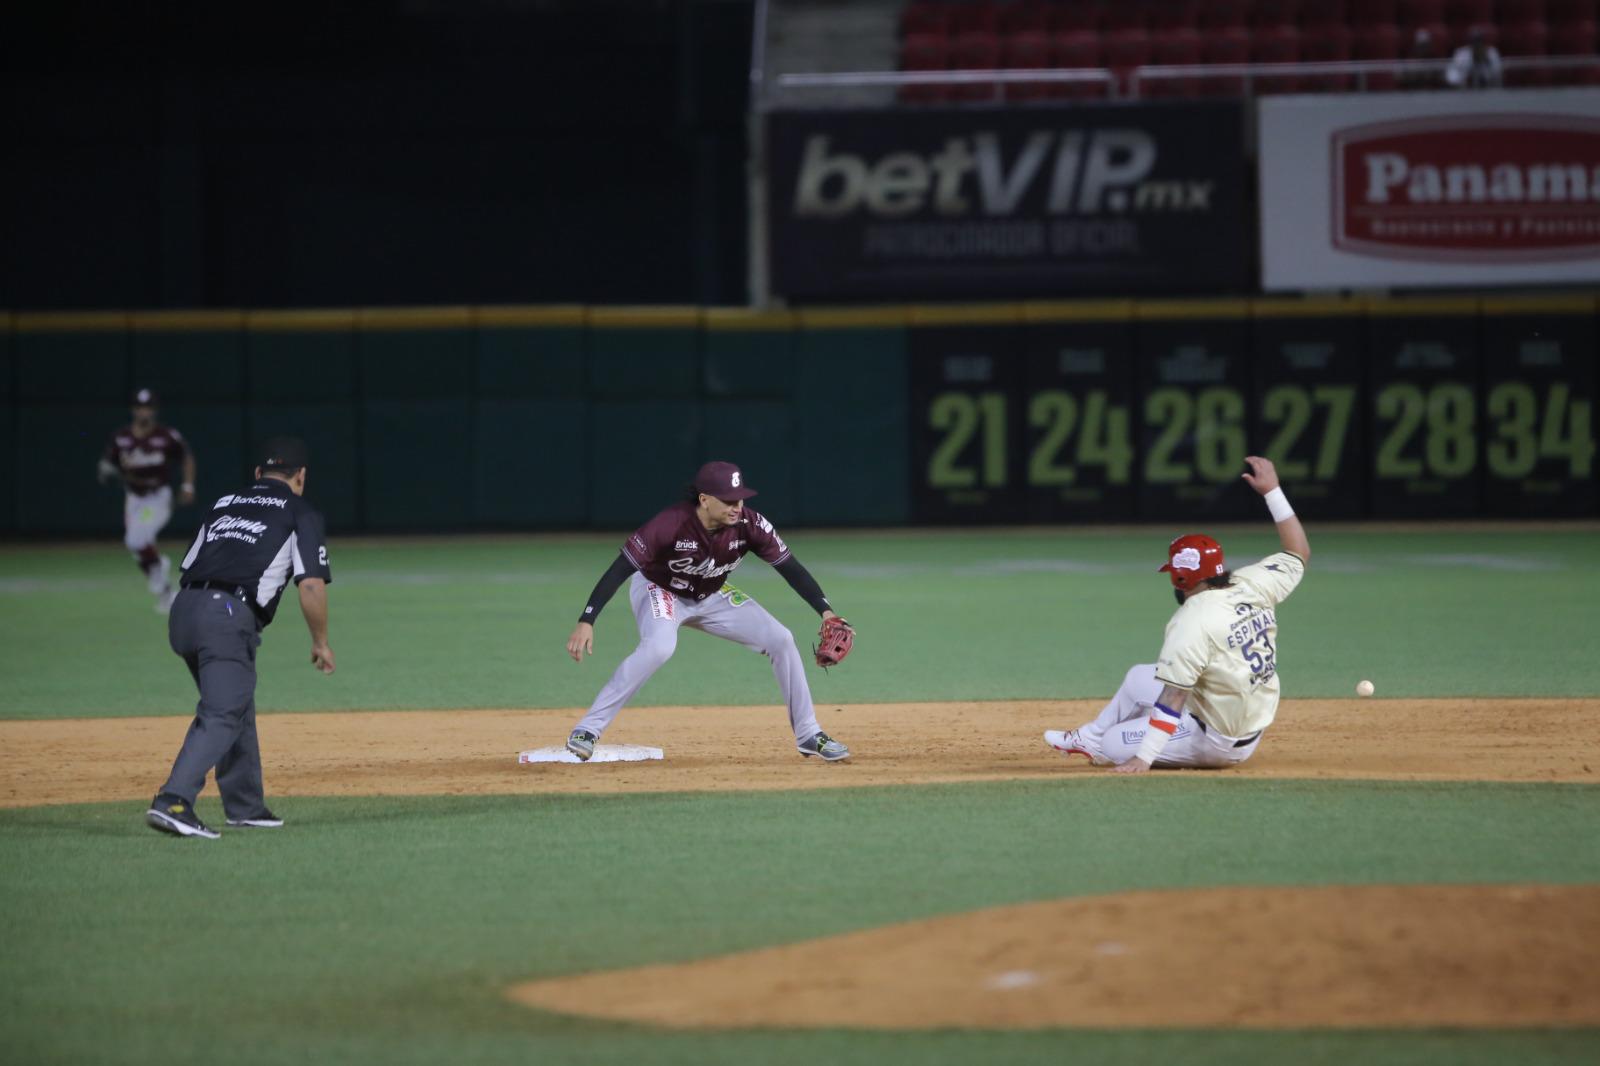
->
xmin=578 ymin=553 xmax=636 ymax=624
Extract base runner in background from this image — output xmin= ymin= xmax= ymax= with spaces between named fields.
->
xmin=563 ymin=461 xmax=852 ymax=762
xmin=96 ymin=388 xmax=197 ymax=613
xmin=1046 ymin=456 xmax=1311 ymax=772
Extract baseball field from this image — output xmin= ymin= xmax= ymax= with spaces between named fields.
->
xmin=2 ymin=524 xmax=1598 ymax=1064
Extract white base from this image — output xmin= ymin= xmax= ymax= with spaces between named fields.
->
xmin=517 ymin=744 xmax=664 ymax=765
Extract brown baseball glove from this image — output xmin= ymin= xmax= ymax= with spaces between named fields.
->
xmin=813 ymin=616 xmax=855 ymax=669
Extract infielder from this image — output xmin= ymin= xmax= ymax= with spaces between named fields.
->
xmin=97 ymin=387 xmax=196 ymax=612
xmin=564 ymin=461 xmax=854 ymax=762
xmin=1046 ymin=455 xmax=1309 ymax=772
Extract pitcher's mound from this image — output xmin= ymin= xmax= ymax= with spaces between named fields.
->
xmin=518 ymin=744 xmax=663 ymax=764
xmin=508 ymin=883 xmax=1600 ymax=1030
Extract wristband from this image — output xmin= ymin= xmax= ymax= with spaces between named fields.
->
xmin=1263 ymin=487 xmax=1294 ymax=523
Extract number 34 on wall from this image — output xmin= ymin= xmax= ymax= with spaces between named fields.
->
xmin=1375 ymin=381 xmax=1594 ymax=479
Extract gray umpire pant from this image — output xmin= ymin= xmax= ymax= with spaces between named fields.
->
xmin=159 ymin=587 xmax=268 ymax=819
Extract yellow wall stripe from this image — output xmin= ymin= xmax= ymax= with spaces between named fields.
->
xmin=586 ymin=306 xmax=703 ymax=328
xmin=245 ymin=309 xmax=359 ymax=332
xmin=128 ymin=310 xmax=246 ymax=331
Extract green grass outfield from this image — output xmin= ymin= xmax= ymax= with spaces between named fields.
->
xmin=2 ymin=526 xmax=1598 ymax=1065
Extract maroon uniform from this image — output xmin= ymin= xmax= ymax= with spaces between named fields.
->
xmin=621 ymin=502 xmax=791 ymax=603
xmin=105 ymin=425 xmax=188 ymax=494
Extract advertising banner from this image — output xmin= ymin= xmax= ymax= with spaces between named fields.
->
xmin=769 ymin=102 xmax=1250 ymax=301
xmin=1259 ymin=90 xmax=1600 ymax=289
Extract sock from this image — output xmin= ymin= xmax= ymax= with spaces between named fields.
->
xmin=136 ymin=545 xmax=160 ymax=574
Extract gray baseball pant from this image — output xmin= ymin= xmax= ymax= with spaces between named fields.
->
xmin=1077 ymin=663 xmax=1262 ymax=768
xmin=575 ymin=573 xmax=823 ymax=745
xmin=159 ymin=588 xmax=270 ymax=819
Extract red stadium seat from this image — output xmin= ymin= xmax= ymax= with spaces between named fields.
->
xmin=1049 ymin=30 xmax=1107 ymax=96
xmin=1149 ymin=1 xmax=1201 ymax=32
xmin=1101 ymin=6 xmax=1149 ymax=33
xmin=1252 ymin=26 xmax=1303 ymax=92
xmin=1200 ymin=0 xmax=1252 ymax=31
xmin=1301 ymin=1 xmax=1350 ymax=28
xmin=1002 ymin=29 xmax=1054 ymax=99
xmin=900 ymin=1 xmax=950 ymax=39
xmin=1348 ymin=0 xmax=1400 ymax=22
xmin=899 ymin=32 xmax=951 ymax=103
xmin=1147 ymin=29 xmax=1204 ymax=96
xmin=949 ymin=0 xmax=999 ymax=35
xmin=1502 ymin=21 xmax=1551 ymax=83
xmin=1549 ymin=18 xmax=1599 ymax=51
xmin=1302 ymin=26 xmax=1354 ymax=89
xmin=1254 ymin=1 xmax=1302 ymax=28
xmin=948 ymin=30 xmax=1002 ymax=99
xmin=1498 ymin=0 xmax=1549 ymax=27
xmin=1548 ymin=0 xmax=1598 ymax=22
xmin=997 ymin=0 xmax=1052 ymax=36
xmin=1398 ymin=0 xmax=1447 ymax=27
xmin=1103 ymin=28 xmax=1153 ymax=68
xmin=1050 ymin=2 xmax=1100 ymax=33
xmin=1445 ymin=0 xmax=1494 ymax=30
xmin=1201 ymin=27 xmax=1251 ymax=94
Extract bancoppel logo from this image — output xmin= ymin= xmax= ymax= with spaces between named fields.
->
xmin=1333 ymin=114 xmax=1600 ymax=263
xmin=795 ymin=130 xmax=1212 ymax=219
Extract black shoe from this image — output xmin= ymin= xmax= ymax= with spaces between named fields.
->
xmin=145 ymin=795 xmax=220 ymax=839
xmin=225 ymin=809 xmax=284 ymax=828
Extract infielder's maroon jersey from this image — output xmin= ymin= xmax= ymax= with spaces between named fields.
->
xmin=621 ymin=502 xmax=791 ymax=601
xmin=104 ymin=425 xmax=187 ymax=494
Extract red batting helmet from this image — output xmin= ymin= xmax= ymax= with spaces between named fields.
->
xmin=1159 ymin=534 xmax=1226 ymax=593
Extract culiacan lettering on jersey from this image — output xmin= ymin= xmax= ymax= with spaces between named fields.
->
xmin=668 ymin=555 xmax=743 ymax=580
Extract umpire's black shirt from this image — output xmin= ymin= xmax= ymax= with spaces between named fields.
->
xmin=178 ymin=478 xmax=333 ymax=625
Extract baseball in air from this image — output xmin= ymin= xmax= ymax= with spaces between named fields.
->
xmin=1356 ymin=680 xmax=1375 ymax=697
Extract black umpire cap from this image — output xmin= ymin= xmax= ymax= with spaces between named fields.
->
xmin=260 ymin=436 xmax=309 ymax=472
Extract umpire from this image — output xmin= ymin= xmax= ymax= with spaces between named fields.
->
xmin=146 ymin=437 xmax=335 ymax=839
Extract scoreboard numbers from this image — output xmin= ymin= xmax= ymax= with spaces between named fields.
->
xmin=927 ymin=391 xmax=1007 ymax=490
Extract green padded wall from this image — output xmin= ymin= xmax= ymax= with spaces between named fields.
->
xmin=702 ymin=328 xmax=795 ymax=399
xmin=588 ymin=400 xmax=703 ymax=527
xmin=794 ymin=327 xmax=910 ymax=525
xmin=16 ymin=403 xmax=128 ymax=533
xmin=130 ymin=330 xmax=245 ymax=402
xmin=359 ymin=327 xmax=474 ymax=400
xmin=702 ymin=400 xmax=797 ymax=525
xmin=361 ymin=399 xmax=474 ymax=529
xmin=473 ymin=399 xmax=589 ymax=526
xmin=0 ymin=404 xmax=13 ymax=533
xmin=477 ymin=325 xmax=585 ymax=397
xmin=159 ymin=403 xmax=246 ymax=531
xmin=247 ymin=326 xmax=358 ymax=401
xmin=588 ymin=327 xmax=699 ymax=399
xmin=15 ymin=329 xmax=129 ymax=402
xmin=245 ymin=404 xmax=361 ymax=530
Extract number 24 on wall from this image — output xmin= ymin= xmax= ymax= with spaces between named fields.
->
xmin=927 ymin=390 xmax=1133 ymax=489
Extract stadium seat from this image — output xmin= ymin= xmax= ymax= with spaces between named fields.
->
xmin=1549 ymin=18 xmax=1599 ymax=51
xmin=1201 ymin=27 xmax=1251 ymax=94
xmin=1050 ymin=2 xmax=1100 ymax=33
xmin=1199 ymin=0 xmax=1252 ymax=31
xmin=949 ymin=0 xmax=1000 ymax=35
xmin=1253 ymin=1 xmax=1302 ymax=28
xmin=1348 ymin=0 xmax=1400 ymax=22
xmin=1002 ymin=29 xmax=1054 ymax=99
xmin=1353 ymin=24 xmax=1403 ymax=88
xmin=997 ymin=0 xmax=1052 ymax=35
xmin=1103 ymin=27 xmax=1154 ymax=93
xmin=900 ymin=1 xmax=951 ymax=39
xmin=1548 ymin=0 xmax=1597 ymax=21
xmin=1502 ymin=21 xmax=1551 ymax=83
xmin=1445 ymin=0 xmax=1494 ymax=30
xmin=1301 ymin=1 xmax=1350 ymax=28
xmin=1102 ymin=6 xmax=1149 ymax=33
xmin=899 ymin=32 xmax=952 ymax=103
xmin=1498 ymin=0 xmax=1549 ymax=28
xmin=1148 ymin=1 xmax=1201 ymax=32
xmin=1048 ymin=30 xmax=1108 ymax=96
xmin=1147 ymin=28 xmax=1203 ymax=96
xmin=1398 ymin=0 xmax=1448 ymax=27
xmin=948 ymin=30 xmax=1003 ymax=99
xmin=1252 ymin=25 xmax=1303 ymax=93
xmin=1302 ymin=25 xmax=1354 ymax=90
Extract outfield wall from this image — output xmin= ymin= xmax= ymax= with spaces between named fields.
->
xmin=1 ymin=295 xmax=1595 ymax=535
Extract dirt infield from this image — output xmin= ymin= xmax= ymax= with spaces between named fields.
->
xmin=0 ymin=698 xmax=1594 ymax=808
xmin=509 ymin=884 xmax=1600 ymax=1030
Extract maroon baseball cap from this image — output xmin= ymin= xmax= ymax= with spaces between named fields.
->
xmin=693 ymin=461 xmax=757 ymax=500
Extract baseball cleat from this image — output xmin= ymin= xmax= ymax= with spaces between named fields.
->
xmin=145 ymin=795 xmax=220 ymax=839
xmin=226 ymin=809 xmax=284 ymax=828
xmin=1045 ymin=729 xmax=1111 ymax=766
xmin=566 ymin=730 xmax=597 ymax=762
xmin=797 ymin=731 xmax=851 ymax=761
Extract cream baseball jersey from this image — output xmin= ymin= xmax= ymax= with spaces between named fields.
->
xmin=1153 ymin=551 xmax=1306 ymax=738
